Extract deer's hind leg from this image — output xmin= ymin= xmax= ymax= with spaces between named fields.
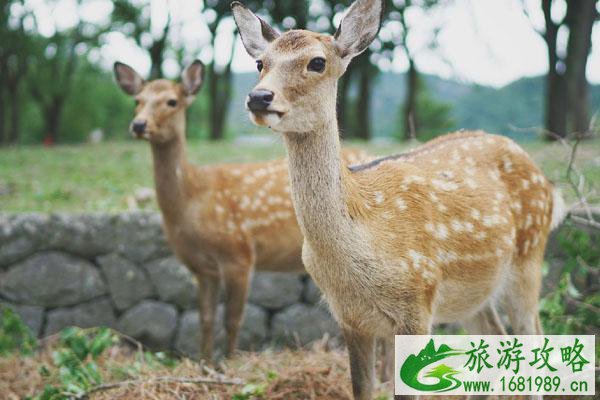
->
xmin=196 ymin=271 xmax=220 ymax=361
xmin=462 ymin=303 xmax=507 ymax=335
xmin=502 ymin=255 xmax=544 ymax=335
xmin=221 ymin=253 xmax=254 ymax=357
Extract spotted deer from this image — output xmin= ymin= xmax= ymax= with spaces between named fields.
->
xmin=232 ymin=0 xmax=567 ymax=399
xmin=114 ymin=60 xmax=369 ymax=360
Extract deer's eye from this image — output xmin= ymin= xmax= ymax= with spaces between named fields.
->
xmin=167 ymin=99 xmax=177 ymax=107
xmin=308 ymin=57 xmax=326 ymax=73
xmin=256 ymin=60 xmax=263 ymax=72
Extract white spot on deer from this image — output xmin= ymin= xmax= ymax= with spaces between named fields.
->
xmin=230 ymin=168 xmax=242 ymax=176
xmin=436 ymin=250 xmax=458 ymax=263
xmin=464 ymin=166 xmax=476 ymax=176
xmin=404 ymin=175 xmax=426 ymax=185
xmin=240 ymin=195 xmax=251 ymax=210
xmin=521 ymin=179 xmax=530 ymax=189
xmin=465 ymin=156 xmax=476 ymax=166
xmin=464 ymin=222 xmax=474 ymax=232
xmin=475 ymin=231 xmax=487 ymax=240
xmin=523 ymin=239 xmax=530 ymax=254
xmin=432 ymin=179 xmax=459 ymax=191
xmin=431 ymin=158 xmax=439 ymax=165
xmin=283 ymin=185 xmax=290 ymax=194
xmin=395 ymin=198 xmax=407 ymax=211
xmin=465 ymin=178 xmax=478 ymax=189
xmin=502 ymin=156 xmax=513 ymax=172
xmin=488 ymin=169 xmax=501 ymax=181
xmin=254 ymin=168 xmax=267 ymax=178
xmin=451 ymin=150 xmax=461 ymax=162
xmin=409 ymin=250 xmax=428 ymax=270
xmin=243 ymin=176 xmax=256 ymax=185
xmin=451 ymin=219 xmax=464 ymax=232
xmin=471 ymin=209 xmax=481 ymax=220
xmin=374 ymin=191 xmax=384 ymax=204
xmin=215 ymin=205 xmax=225 ymax=214
xmin=524 ymin=213 xmax=533 ymax=229
xmin=511 ymin=201 xmax=522 ymax=213
xmin=426 ymin=222 xmax=448 ymax=240
xmin=483 ymin=214 xmax=502 ymax=227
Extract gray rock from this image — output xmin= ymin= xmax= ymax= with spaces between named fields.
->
xmin=174 ymin=310 xmax=203 ymax=358
xmin=118 ymin=300 xmax=178 ymax=349
xmin=216 ymin=303 xmax=268 ymax=353
xmin=174 ymin=303 xmax=268 ymax=359
xmin=248 ymin=272 xmax=303 ymax=310
xmin=44 ymin=298 xmax=116 ymax=335
xmin=271 ymin=304 xmax=340 ymax=347
xmin=1 ymin=302 xmax=45 ymax=336
xmin=0 ymin=214 xmax=48 ymax=268
xmin=97 ymin=253 xmax=154 ymax=311
xmin=0 ymin=251 xmax=106 ymax=307
xmin=43 ymin=214 xmax=115 ymax=258
xmin=143 ymin=256 xmax=197 ymax=309
xmin=303 ymin=278 xmax=322 ymax=305
xmin=113 ymin=212 xmax=171 ymax=263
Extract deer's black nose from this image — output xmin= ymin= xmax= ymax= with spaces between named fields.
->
xmin=247 ymin=89 xmax=274 ymax=112
xmin=131 ymin=120 xmax=147 ymax=134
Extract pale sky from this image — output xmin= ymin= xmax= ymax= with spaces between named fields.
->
xmin=17 ymin=0 xmax=600 ymax=88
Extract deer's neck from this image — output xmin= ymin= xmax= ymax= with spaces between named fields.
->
xmin=150 ymin=133 xmax=195 ymax=223
xmin=282 ymin=119 xmax=360 ymax=254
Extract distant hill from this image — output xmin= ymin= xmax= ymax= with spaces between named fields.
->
xmin=229 ymin=72 xmax=600 ymax=140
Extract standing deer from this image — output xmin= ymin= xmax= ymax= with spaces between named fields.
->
xmin=113 ymin=60 xmax=369 ymax=360
xmin=232 ymin=1 xmax=566 ymax=399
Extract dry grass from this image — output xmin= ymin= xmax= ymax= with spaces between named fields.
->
xmin=0 ymin=334 xmax=594 ymax=400
xmin=0 ymin=336 xmax=391 ymax=400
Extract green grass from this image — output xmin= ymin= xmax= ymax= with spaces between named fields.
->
xmin=0 ymin=137 xmax=598 ymax=212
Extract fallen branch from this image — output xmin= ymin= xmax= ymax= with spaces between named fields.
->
xmin=76 ymin=375 xmax=244 ymax=399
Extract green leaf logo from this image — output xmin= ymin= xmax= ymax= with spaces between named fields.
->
xmin=400 ymin=339 xmax=464 ymax=392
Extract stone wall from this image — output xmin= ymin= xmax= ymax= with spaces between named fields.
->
xmin=1 ymin=211 xmax=597 ymax=358
xmin=0 ymin=213 xmax=338 ymax=358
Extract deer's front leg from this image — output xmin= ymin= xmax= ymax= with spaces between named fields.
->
xmin=344 ymin=328 xmax=375 ymax=400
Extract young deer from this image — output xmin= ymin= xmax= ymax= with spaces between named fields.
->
xmin=114 ymin=60 xmax=368 ymax=360
xmin=233 ymin=1 xmax=566 ymax=399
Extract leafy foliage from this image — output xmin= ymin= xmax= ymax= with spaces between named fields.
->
xmin=34 ymin=327 xmax=117 ymax=399
xmin=540 ymin=223 xmax=599 ymax=335
xmin=0 ymin=306 xmax=38 ymax=356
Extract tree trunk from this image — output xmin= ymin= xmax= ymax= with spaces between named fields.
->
xmin=404 ymin=59 xmax=419 ymax=140
xmin=542 ymin=0 xmax=568 ymax=139
xmin=207 ymin=62 xmax=225 ymax=141
xmin=44 ymin=99 xmax=63 ymax=144
xmin=564 ymin=0 xmax=597 ymax=135
xmin=355 ymin=51 xmax=372 ymax=140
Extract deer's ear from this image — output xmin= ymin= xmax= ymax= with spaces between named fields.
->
xmin=114 ymin=62 xmax=144 ymax=95
xmin=231 ymin=1 xmax=279 ymax=59
xmin=333 ymin=0 xmax=384 ymax=61
xmin=182 ymin=60 xmax=204 ymax=97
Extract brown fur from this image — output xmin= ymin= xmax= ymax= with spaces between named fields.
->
xmin=233 ymin=1 xmax=561 ymax=398
xmin=115 ymin=62 xmax=370 ymax=360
